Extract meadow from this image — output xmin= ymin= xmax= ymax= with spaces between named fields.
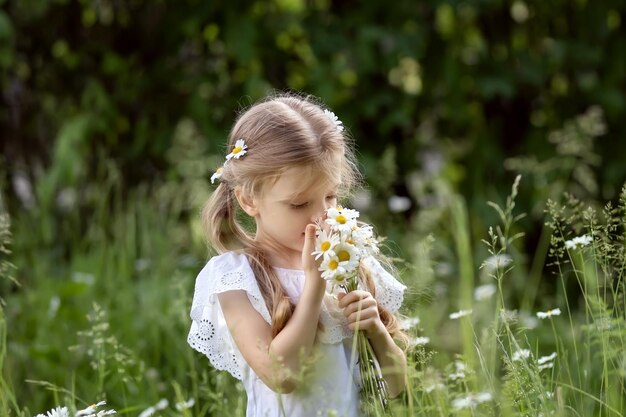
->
xmin=1 ymin=106 xmax=624 ymax=417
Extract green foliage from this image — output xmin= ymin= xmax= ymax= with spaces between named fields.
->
xmin=2 ymin=1 xmax=626 ymax=416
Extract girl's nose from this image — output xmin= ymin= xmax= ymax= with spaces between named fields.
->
xmin=311 ymin=204 xmax=329 ymax=223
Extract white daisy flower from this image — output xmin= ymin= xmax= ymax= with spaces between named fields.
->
xmin=449 ymin=359 xmax=468 ymax=380
xmin=36 ymin=407 xmax=70 ymax=417
xmin=312 ymin=229 xmax=340 ymax=260
xmin=399 ymin=316 xmax=420 ymax=330
xmin=225 ymin=139 xmax=248 ymax=160
xmin=76 ymin=401 xmax=107 ymax=416
xmin=138 ymin=399 xmax=169 ymax=417
xmin=538 ymin=362 xmax=554 ymax=371
xmin=474 ymin=284 xmax=497 ymax=301
xmin=481 ymin=253 xmax=512 ymax=273
xmin=423 ymin=383 xmax=445 ymax=393
xmin=325 ymin=207 xmax=359 ymax=233
xmin=451 ymin=392 xmax=493 ymax=410
xmin=449 ymin=309 xmax=473 ymax=320
xmin=512 ymin=348 xmax=532 ymax=362
xmin=350 ymin=224 xmax=379 ymax=255
xmin=324 ymin=109 xmax=344 ymax=132
xmin=564 ymin=234 xmax=593 ymax=250
xmin=175 ymin=398 xmax=195 ymax=410
xmin=536 ymin=308 xmax=561 ymax=319
xmin=410 ymin=336 xmax=430 ymax=347
xmin=210 ymin=166 xmax=223 ymax=184
xmin=538 ymin=352 xmax=557 ymax=365
xmin=332 ymin=241 xmax=361 ymax=271
xmin=319 ymin=254 xmax=348 ymax=282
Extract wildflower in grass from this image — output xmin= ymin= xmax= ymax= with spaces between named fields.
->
xmin=175 ymin=398 xmax=195 ymax=410
xmin=35 ymin=407 xmax=69 ymax=417
xmin=537 ymin=352 xmax=557 ymax=370
xmin=76 ymin=401 xmax=111 ymax=416
xmin=536 ymin=308 xmax=561 ymax=319
xmin=410 ymin=336 xmax=430 ymax=347
xmin=474 ymin=283 xmax=497 ymax=301
xmin=564 ymin=234 xmax=593 ymax=250
xmin=138 ymin=399 xmax=169 ymax=417
xmin=451 ymin=392 xmax=493 ymax=410
xmin=512 ymin=348 xmax=532 ymax=362
xmin=449 ymin=309 xmax=472 ymax=320
xmin=424 ymin=383 xmax=445 ymax=393
xmin=538 ymin=352 xmax=557 ymax=365
xmin=481 ymin=253 xmax=512 ymax=273
xmin=500 ymin=308 xmax=518 ymax=323
xmin=538 ymin=362 xmax=554 ymax=371
xmin=398 ymin=316 xmax=420 ymax=330
xmin=449 ymin=359 xmax=469 ymax=380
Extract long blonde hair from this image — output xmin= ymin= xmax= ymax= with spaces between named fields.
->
xmin=202 ymin=93 xmax=407 ymax=347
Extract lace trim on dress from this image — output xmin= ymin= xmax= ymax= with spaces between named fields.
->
xmin=187 ymin=252 xmax=271 ymax=381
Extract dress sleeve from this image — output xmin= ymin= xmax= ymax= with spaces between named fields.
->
xmin=362 ymin=256 xmax=406 ymax=313
xmin=187 ymin=252 xmax=271 ymax=381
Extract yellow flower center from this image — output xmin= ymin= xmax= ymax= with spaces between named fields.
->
xmin=337 ymin=250 xmax=350 ymax=262
xmin=328 ymin=260 xmax=339 ymax=270
xmin=336 ymin=215 xmax=347 ymax=224
xmin=321 ymin=241 xmax=331 ymax=251
xmin=232 ymin=146 xmax=242 ymax=154
xmin=346 ymin=238 xmax=354 ymax=245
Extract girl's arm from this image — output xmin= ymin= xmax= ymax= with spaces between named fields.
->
xmin=338 ymin=291 xmax=407 ymax=397
xmin=217 ymin=224 xmax=325 ymax=393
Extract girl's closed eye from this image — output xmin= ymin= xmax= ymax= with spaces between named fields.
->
xmin=291 ymin=202 xmax=309 ymax=209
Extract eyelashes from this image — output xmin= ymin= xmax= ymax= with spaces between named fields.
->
xmin=290 ymin=195 xmax=337 ymax=209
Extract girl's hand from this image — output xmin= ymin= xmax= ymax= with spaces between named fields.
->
xmin=302 ymin=224 xmax=322 ymax=274
xmin=337 ymin=290 xmax=386 ymax=338
xmin=301 ymin=224 xmax=326 ymax=300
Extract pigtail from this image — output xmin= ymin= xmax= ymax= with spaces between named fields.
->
xmin=202 ymin=181 xmax=296 ymax=337
xmin=244 ymin=247 xmax=295 ymax=338
xmin=360 ymin=264 xmax=410 ymax=352
xmin=202 ymin=182 xmax=249 ymax=253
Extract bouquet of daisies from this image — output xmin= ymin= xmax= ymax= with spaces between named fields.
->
xmin=313 ymin=206 xmax=389 ymax=414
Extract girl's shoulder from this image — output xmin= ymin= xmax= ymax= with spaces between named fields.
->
xmin=193 ymin=250 xmax=272 ymax=324
xmin=196 ymin=251 xmax=256 ymax=290
xmin=205 ymin=251 xmax=251 ymax=272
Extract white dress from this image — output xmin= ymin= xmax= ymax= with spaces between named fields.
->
xmin=187 ymin=252 xmax=405 ymax=417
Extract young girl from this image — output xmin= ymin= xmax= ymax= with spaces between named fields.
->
xmin=187 ymin=93 xmax=408 ymax=417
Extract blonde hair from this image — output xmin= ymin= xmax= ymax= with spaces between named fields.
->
xmin=203 ymin=92 xmax=407 ymax=347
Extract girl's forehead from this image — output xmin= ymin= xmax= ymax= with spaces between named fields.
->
xmin=266 ymin=166 xmax=339 ymax=200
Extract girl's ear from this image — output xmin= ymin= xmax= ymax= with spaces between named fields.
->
xmin=234 ymin=186 xmax=259 ymax=217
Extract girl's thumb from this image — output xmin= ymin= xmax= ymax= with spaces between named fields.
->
xmin=305 ymin=224 xmax=317 ymax=241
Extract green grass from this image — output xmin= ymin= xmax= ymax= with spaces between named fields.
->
xmin=1 ymin=169 xmax=625 ymax=416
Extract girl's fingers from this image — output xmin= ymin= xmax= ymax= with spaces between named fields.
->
xmin=337 ymin=290 xmax=372 ymax=309
xmin=346 ymin=307 xmax=378 ymax=324
xmin=302 ymin=224 xmax=321 ymax=272
xmin=347 ymin=317 xmax=380 ymax=333
xmin=342 ymin=298 xmax=377 ymax=318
